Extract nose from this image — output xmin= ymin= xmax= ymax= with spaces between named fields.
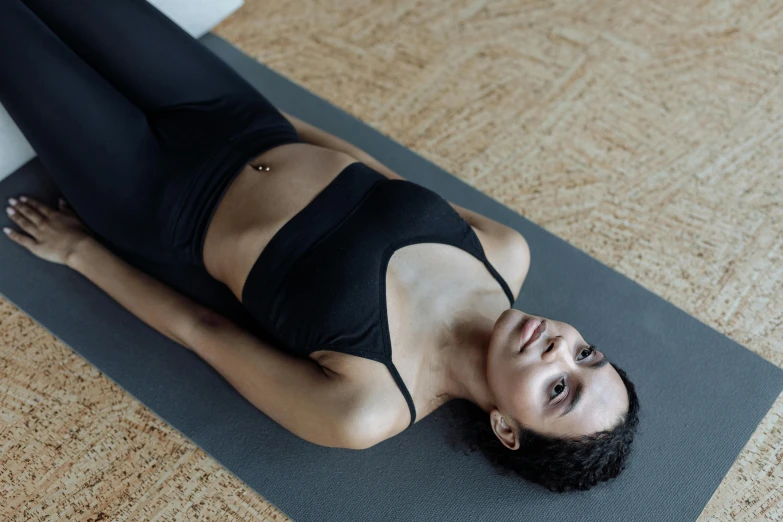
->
xmin=541 ymin=335 xmax=570 ymax=363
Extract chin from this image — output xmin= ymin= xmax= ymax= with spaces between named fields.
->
xmin=488 ymin=309 xmax=526 ymax=365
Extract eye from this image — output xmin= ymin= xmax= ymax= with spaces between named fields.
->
xmin=550 ymin=378 xmax=568 ymax=404
xmin=577 ymin=345 xmax=596 ymax=361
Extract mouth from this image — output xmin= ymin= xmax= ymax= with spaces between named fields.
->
xmin=518 ymin=317 xmax=546 ymax=353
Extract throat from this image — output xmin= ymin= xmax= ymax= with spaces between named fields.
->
xmin=436 ymin=290 xmax=506 ymax=408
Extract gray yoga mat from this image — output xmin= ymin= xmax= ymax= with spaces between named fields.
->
xmin=1 ymin=32 xmax=782 ymax=522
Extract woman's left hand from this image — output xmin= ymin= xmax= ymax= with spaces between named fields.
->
xmin=3 ymin=196 xmax=92 ymax=265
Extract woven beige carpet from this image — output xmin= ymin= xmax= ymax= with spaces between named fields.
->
xmin=2 ymin=1 xmax=782 ymax=520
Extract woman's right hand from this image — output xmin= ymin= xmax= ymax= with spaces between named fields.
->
xmin=3 ymin=196 xmax=92 ymax=266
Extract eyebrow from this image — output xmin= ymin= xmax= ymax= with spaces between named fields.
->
xmin=559 ymin=356 xmax=610 ymax=417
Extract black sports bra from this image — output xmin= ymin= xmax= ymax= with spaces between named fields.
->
xmin=241 ymin=162 xmax=516 ymax=428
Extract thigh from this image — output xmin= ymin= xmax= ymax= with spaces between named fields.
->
xmin=0 ymin=0 xmax=172 ymax=260
xmin=20 ymin=0 xmax=261 ymax=115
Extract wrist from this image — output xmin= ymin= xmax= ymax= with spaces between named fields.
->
xmin=65 ymin=236 xmax=100 ymax=271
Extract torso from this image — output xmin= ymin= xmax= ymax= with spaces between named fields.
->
xmin=203 ymin=142 xmax=522 ymax=432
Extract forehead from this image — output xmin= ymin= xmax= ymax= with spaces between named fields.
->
xmin=550 ymin=364 xmax=629 ymax=437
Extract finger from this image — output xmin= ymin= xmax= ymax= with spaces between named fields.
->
xmin=18 ymin=196 xmax=54 ymax=218
xmin=9 ymin=198 xmax=45 ymax=226
xmin=6 ymin=206 xmax=39 ymax=238
xmin=58 ymin=198 xmax=75 ymax=216
xmin=3 ymin=227 xmax=37 ymax=250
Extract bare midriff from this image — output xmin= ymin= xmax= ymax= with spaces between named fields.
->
xmin=201 ymin=142 xmax=361 ymax=302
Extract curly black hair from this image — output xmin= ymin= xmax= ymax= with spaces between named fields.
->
xmin=447 ymin=363 xmax=640 ymax=492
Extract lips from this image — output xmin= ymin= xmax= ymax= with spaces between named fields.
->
xmin=518 ymin=318 xmax=546 ymax=353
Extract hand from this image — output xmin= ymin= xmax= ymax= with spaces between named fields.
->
xmin=3 ymin=196 xmax=92 ymax=265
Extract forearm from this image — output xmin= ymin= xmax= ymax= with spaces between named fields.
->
xmin=284 ymin=111 xmax=405 ymax=181
xmin=346 ymin=148 xmax=405 ymax=181
xmin=66 ymin=238 xmax=205 ymax=348
xmin=319 ymin=135 xmax=404 ymax=181
xmin=287 ymin=112 xmax=509 ymax=233
xmin=321 ymin=135 xmax=403 ymax=181
xmin=305 ymin=121 xmax=499 ymax=229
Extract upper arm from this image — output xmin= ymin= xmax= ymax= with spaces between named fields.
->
xmin=449 ymin=203 xmax=530 ymax=302
xmin=184 ymin=311 xmax=378 ymax=449
xmin=279 ymin=110 xmax=335 ymax=148
xmin=279 ymin=110 xmax=311 ymax=137
xmin=505 ymin=228 xmax=530 ymax=299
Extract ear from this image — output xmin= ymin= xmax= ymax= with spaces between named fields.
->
xmin=490 ymin=408 xmax=520 ymax=450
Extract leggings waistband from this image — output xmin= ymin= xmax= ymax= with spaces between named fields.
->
xmin=168 ymin=125 xmax=303 ymax=266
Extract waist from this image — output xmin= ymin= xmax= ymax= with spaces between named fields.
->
xmin=240 ymin=162 xmax=389 ymax=323
xmin=204 ymin=144 xmax=371 ymax=294
xmin=167 ymin=124 xmax=303 ymax=265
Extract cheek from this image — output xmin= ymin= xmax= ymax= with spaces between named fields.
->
xmin=486 ymin=349 xmax=513 ymax=394
xmin=487 ymin=358 xmax=538 ymax=414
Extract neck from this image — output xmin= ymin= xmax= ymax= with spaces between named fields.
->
xmin=436 ymin=290 xmax=507 ymax=413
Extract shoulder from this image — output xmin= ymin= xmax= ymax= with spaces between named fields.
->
xmin=339 ymin=400 xmax=408 ymax=450
xmin=502 ymin=228 xmax=531 ymax=282
xmin=335 ymin=379 xmax=411 ymax=449
xmin=459 ymin=205 xmax=530 ymax=302
xmin=315 ymin=353 xmax=412 ymax=449
xmin=474 ymin=227 xmax=529 ymax=302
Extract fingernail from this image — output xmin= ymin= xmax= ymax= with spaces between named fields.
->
xmin=19 ymin=196 xmax=27 ymax=202
xmin=2 ymin=227 xmax=9 ymax=234
xmin=8 ymin=198 xmax=17 ymax=205
xmin=6 ymin=207 xmax=15 ymax=215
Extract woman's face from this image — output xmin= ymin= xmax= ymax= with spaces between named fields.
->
xmin=486 ymin=309 xmax=629 ymax=448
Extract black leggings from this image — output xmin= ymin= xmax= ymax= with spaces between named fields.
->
xmin=0 ymin=0 xmax=302 ymax=265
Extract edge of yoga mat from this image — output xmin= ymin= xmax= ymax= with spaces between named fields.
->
xmin=0 ymin=31 xmax=781 ymax=522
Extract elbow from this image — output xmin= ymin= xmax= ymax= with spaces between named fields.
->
xmin=193 ymin=307 xmax=229 ymax=329
xmin=179 ymin=307 xmax=231 ymax=353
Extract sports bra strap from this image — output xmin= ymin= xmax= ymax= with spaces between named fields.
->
xmin=482 ymin=257 xmax=515 ymax=306
xmin=383 ymin=360 xmax=417 ymax=427
xmin=464 ymin=226 xmax=516 ymax=306
xmin=310 ymin=344 xmax=417 ymax=428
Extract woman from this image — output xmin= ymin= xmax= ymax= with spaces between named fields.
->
xmin=0 ymin=0 xmax=639 ymax=492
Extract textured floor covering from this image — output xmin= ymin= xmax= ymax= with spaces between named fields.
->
xmin=2 ymin=1 xmax=782 ymax=520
